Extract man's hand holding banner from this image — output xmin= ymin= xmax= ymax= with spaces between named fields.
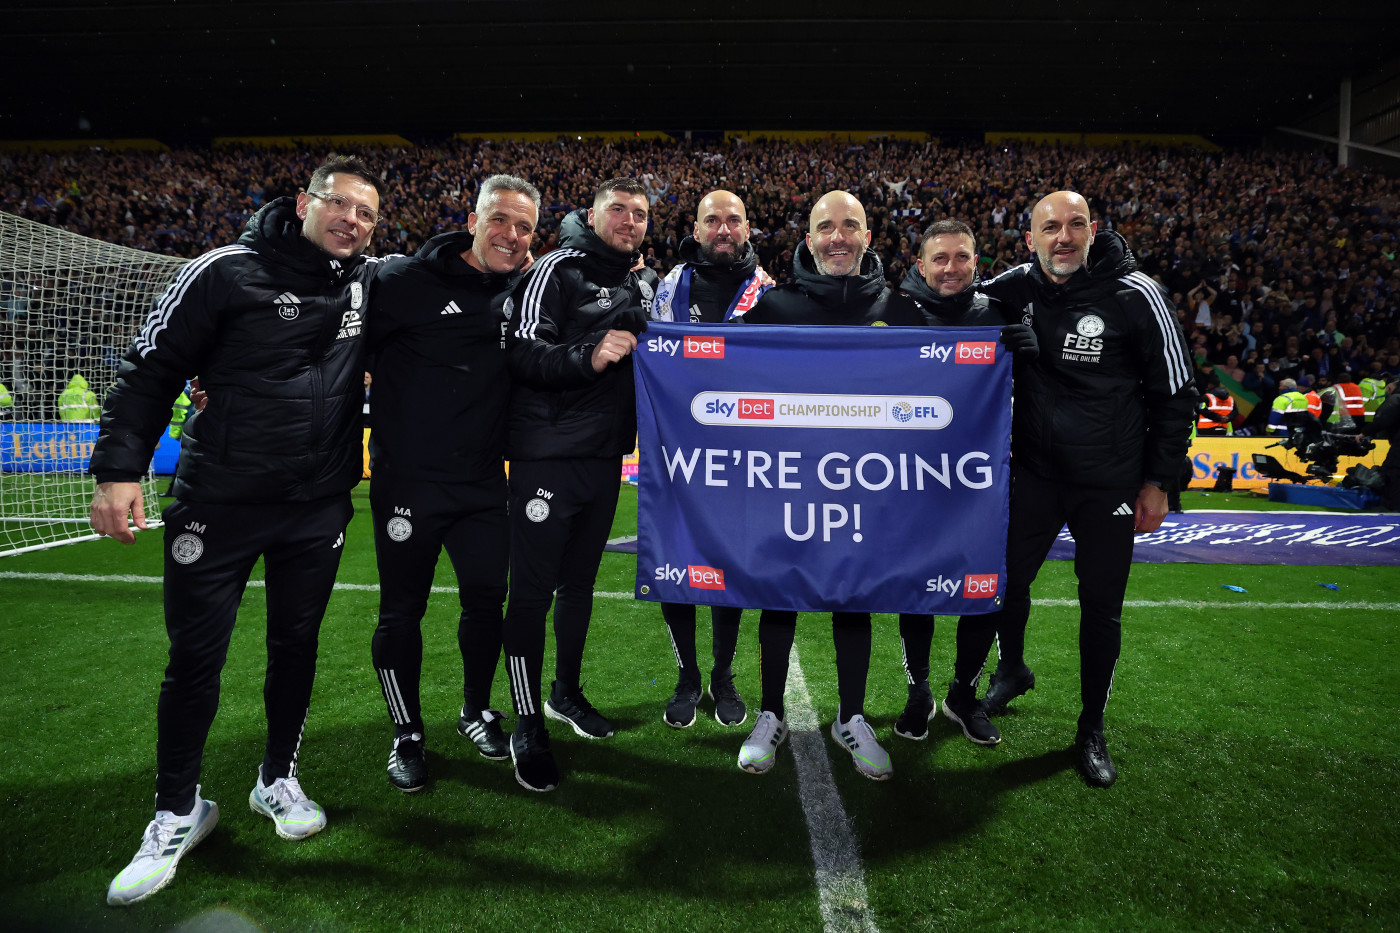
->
xmin=633 ymin=322 xmax=1012 ymax=615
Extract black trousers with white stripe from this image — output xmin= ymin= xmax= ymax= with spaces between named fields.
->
xmin=501 ymin=458 xmax=621 ymax=722
xmin=370 ymin=471 xmax=509 ymax=736
xmin=156 ymin=494 xmax=352 ymax=814
xmin=951 ymin=465 xmax=1137 ymax=734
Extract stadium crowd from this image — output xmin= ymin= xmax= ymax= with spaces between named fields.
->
xmin=2 ymin=136 xmax=1399 ymax=425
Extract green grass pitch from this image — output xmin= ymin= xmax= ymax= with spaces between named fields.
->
xmin=1 ymin=483 xmax=1397 ymax=932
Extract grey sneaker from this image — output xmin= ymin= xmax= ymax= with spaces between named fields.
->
xmin=107 ymin=788 xmax=219 ymax=906
xmin=738 ymin=710 xmax=788 ymax=774
xmin=249 ymin=769 xmax=326 ymax=840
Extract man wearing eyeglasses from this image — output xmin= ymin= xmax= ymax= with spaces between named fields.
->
xmin=90 ymin=155 xmax=384 ymax=905
xmin=365 ymin=174 xmax=540 ymax=793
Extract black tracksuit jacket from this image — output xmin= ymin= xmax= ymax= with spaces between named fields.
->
xmin=367 ymin=231 xmax=519 ymax=483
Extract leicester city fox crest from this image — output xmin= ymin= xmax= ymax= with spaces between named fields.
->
xmin=171 ymin=533 xmax=204 ymax=565
xmin=596 ymin=288 xmax=613 ymax=310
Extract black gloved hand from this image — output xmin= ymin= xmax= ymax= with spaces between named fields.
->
xmin=999 ymin=323 xmax=1038 ymax=361
xmin=611 ymin=306 xmax=650 ymax=336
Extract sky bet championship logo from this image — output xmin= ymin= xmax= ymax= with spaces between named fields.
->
xmin=691 ymin=392 xmax=953 ymax=429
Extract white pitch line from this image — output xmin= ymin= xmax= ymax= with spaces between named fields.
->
xmin=2 ymin=574 xmax=1397 ymax=613
xmin=785 ymin=646 xmax=880 ymax=933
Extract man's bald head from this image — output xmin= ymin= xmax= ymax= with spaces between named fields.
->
xmin=1026 ymin=190 xmax=1097 ymax=284
xmin=806 ymin=190 xmax=870 ymax=277
xmin=694 ymin=189 xmax=750 ymax=267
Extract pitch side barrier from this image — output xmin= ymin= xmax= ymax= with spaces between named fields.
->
xmin=1 ymin=423 xmax=180 ymax=474
xmin=1189 ymin=436 xmax=1390 ymax=489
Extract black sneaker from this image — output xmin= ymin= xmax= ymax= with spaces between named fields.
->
xmin=387 ymin=732 xmax=426 ymax=793
xmin=982 ymin=663 xmax=1035 ymax=713
xmin=894 ymin=682 xmax=936 ymax=741
xmin=941 ymin=692 xmax=1002 ymax=746
xmin=708 ymin=671 xmax=748 ymax=727
xmin=664 ymin=680 xmax=702 ymax=729
xmin=545 ymin=681 xmax=614 ymax=739
xmin=510 ymin=726 xmax=558 ymax=792
xmin=1075 ymin=731 xmax=1118 ymax=788
xmin=458 ymin=708 xmax=510 ymax=761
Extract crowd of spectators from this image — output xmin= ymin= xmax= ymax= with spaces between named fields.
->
xmin=2 ymin=136 xmax=1398 ymax=427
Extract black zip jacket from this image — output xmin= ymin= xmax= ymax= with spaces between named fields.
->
xmin=368 ymin=231 xmax=519 ymax=483
xmin=89 ymin=196 xmax=373 ymax=503
xmin=505 ymin=209 xmax=661 ymax=461
xmin=740 ymin=242 xmax=923 ymax=326
xmin=894 ymin=265 xmax=1017 ymax=327
xmin=980 ymin=231 xmax=1198 ymax=488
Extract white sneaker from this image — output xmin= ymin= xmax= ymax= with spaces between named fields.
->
xmin=831 ymin=714 xmax=893 ymax=781
xmin=107 ymin=787 xmax=219 ymax=906
xmin=248 ymin=769 xmax=326 ymax=840
xmin=737 ymin=710 xmax=789 ymax=774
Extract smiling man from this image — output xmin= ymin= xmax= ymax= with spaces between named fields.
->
xmin=738 ymin=190 xmax=922 ymax=783
xmin=90 ymin=155 xmax=384 ymax=904
xmin=498 ymin=178 xmax=659 ymax=792
xmin=365 ymin=174 xmax=540 ymax=793
xmin=650 ymin=189 xmax=775 ymax=731
xmin=887 ymin=219 xmax=1037 ymax=747
xmin=950 ymin=190 xmax=1198 ymax=788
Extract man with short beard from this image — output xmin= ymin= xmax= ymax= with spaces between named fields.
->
xmin=91 ymin=155 xmax=384 ymax=904
xmin=500 ymin=178 xmax=658 ymax=792
xmin=737 ymin=190 xmax=922 ymax=783
xmin=888 ymin=219 xmax=1037 ymax=747
xmin=651 ymin=189 xmax=774 ymax=730
xmin=949 ymin=191 xmax=1197 ymax=788
xmin=366 ymin=174 xmax=540 ymax=793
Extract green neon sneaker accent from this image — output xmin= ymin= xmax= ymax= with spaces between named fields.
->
xmin=249 ymin=770 xmax=326 ymax=840
xmin=831 ymin=714 xmax=893 ymax=781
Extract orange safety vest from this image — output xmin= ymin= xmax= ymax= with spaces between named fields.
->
xmin=1197 ymin=393 xmax=1235 ymax=433
xmin=1336 ymin=382 xmax=1365 ymax=418
xmin=1305 ymin=390 xmax=1322 ymax=418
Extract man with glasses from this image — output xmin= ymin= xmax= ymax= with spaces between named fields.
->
xmin=90 ymin=155 xmax=384 ymax=904
xmin=366 ymin=174 xmax=540 ymax=792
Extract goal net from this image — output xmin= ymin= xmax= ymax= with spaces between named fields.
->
xmin=1 ymin=211 xmax=189 ymax=556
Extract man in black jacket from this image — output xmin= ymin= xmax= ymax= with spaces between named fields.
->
xmin=367 ymin=174 xmax=539 ymax=793
xmin=90 ymin=156 xmax=383 ymax=904
xmin=888 ymin=220 xmax=1036 ymax=748
xmin=948 ymin=191 xmax=1197 ymax=788
xmin=738 ymin=190 xmax=922 ymax=783
xmin=651 ymin=189 xmax=773 ymax=730
xmin=502 ymin=177 xmax=657 ymax=792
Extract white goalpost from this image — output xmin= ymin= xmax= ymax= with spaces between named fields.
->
xmin=1 ymin=211 xmax=189 ymax=556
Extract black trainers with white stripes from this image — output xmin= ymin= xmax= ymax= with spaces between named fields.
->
xmin=545 ymin=681 xmax=614 ymax=739
xmin=387 ymin=732 xmax=427 ymax=792
xmin=458 ymin=708 xmax=510 ymax=760
xmin=510 ymin=725 xmax=559 ymax=792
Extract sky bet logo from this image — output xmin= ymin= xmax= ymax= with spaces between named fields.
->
xmin=702 ymin=398 xmax=774 ymax=419
xmin=645 ymin=335 xmax=726 ymax=358
xmin=655 ymin=563 xmax=727 ymax=590
xmin=926 ymin=573 xmax=999 ymax=596
xmin=918 ymin=341 xmax=998 ymax=364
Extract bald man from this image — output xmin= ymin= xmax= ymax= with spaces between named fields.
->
xmin=652 ymin=190 xmax=775 ymax=730
xmin=947 ymin=191 xmax=1197 ymax=787
xmin=737 ymin=190 xmax=922 ymax=783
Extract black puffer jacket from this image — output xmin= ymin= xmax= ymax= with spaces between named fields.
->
xmin=980 ymin=231 xmax=1198 ymax=488
xmin=895 ymin=265 xmax=1017 ymax=327
xmin=90 ymin=196 xmax=374 ymax=503
xmin=741 ymin=242 xmax=923 ymax=326
xmin=505 ymin=209 xmax=661 ymax=461
xmin=368 ymin=231 xmax=520 ymax=483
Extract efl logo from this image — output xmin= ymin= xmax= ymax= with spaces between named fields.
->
xmin=688 ymin=565 xmax=726 ymax=590
xmin=963 ymin=573 xmax=999 ymax=597
xmin=738 ymin=398 xmax=774 ymax=419
xmin=955 ymin=341 xmax=997 ymax=364
xmin=684 ymin=335 xmax=725 ymax=359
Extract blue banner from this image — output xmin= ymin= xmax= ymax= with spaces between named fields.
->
xmin=633 ymin=322 xmax=1012 ymax=614
xmin=1 ymin=423 xmax=179 ymax=474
